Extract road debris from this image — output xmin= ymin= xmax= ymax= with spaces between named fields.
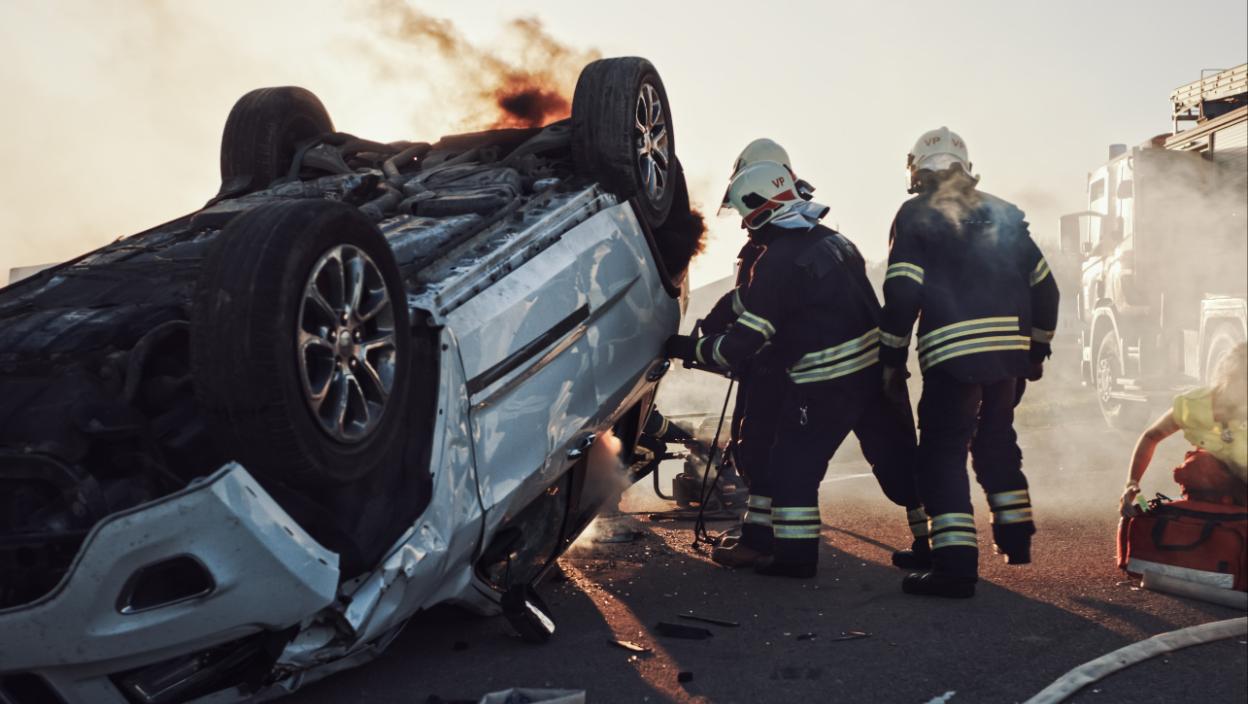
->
xmin=924 ymin=691 xmax=956 ymax=704
xmin=678 ymin=612 xmax=740 ymax=628
xmin=608 ymin=639 xmax=652 ymax=654
xmin=655 ymin=621 xmax=714 ymax=640
xmin=828 ymin=630 xmax=871 ymax=641
xmin=477 ymin=689 xmax=586 ymax=704
xmin=594 ymin=530 xmax=641 ymax=544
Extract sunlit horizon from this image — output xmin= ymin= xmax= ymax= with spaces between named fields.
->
xmin=2 ymin=0 xmax=1245 ymax=288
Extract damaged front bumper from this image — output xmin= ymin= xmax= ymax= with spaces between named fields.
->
xmin=0 ymin=463 xmax=339 ymax=704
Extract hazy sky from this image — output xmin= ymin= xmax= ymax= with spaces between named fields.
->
xmin=1 ymin=0 xmax=1245 ymax=287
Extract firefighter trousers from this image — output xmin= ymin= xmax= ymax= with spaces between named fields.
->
xmin=916 ymin=370 xmax=1035 ymax=578
xmin=734 ymin=370 xmax=787 ymax=554
xmin=764 ymin=372 xmax=923 ymax=565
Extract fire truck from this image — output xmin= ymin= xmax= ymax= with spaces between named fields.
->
xmin=1061 ymin=64 xmax=1247 ymax=427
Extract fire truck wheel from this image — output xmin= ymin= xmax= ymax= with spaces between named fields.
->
xmin=1203 ymin=324 xmax=1244 ymax=383
xmin=1094 ymin=331 xmax=1150 ymax=430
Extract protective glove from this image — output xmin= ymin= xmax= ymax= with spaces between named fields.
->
xmin=1026 ymin=361 xmax=1044 ymax=382
xmin=882 ymin=364 xmax=909 ymax=407
xmin=664 ymin=334 xmax=697 ymax=361
xmin=1119 ymin=481 xmax=1141 ymax=518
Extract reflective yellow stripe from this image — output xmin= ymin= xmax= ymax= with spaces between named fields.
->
xmin=712 ymin=337 xmax=729 ymax=367
xmin=748 ymin=495 xmax=773 ymax=510
xmin=919 ymin=336 xmax=1030 ymax=371
xmin=886 ymin=262 xmax=925 ymax=285
xmin=931 ymin=532 xmax=979 ymax=549
xmin=1031 ymin=328 xmax=1055 ymax=343
xmin=737 ymin=312 xmax=776 ymax=339
xmin=744 ymin=510 xmax=773 ymax=527
xmin=773 ymin=506 xmax=821 ymax=521
xmin=917 ymin=316 xmax=1020 ymax=353
xmin=993 ymin=507 xmax=1034 ymax=525
xmin=694 ymin=338 xmax=707 ymax=365
xmin=732 ymin=288 xmax=745 ymax=316
xmin=789 ymin=347 xmax=879 ymax=384
xmin=880 ymin=330 xmax=911 ymax=349
xmin=929 ymin=513 xmax=975 ymax=531
xmin=791 ymin=328 xmax=880 ymax=372
xmin=774 ymin=524 xmax=822 ymax=539
xmin=1030 ymin=258 xmax=1051 ymax=286
xmin=988 ymin=490 xmax=1030 ymax=508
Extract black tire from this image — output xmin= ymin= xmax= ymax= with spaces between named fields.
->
xmin=1203 ymin=324 xmax=1244 ymax=383
xmin=191 ymin=200 xmax=411 ymax=487
xmin=220 ymin=86 xmax=333 ymax=193
xmin=572 ymin=57 xmax=676 ymax=227
xmin=1094 ymin=331 xmax=1148 ymax=429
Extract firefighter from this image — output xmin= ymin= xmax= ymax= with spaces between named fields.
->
xmin=667 ymin=159 xmax=922 ymax=578
xmin=880 ymin=127 xmax=1060 ymax=598
xmin=701 ymin=139 xmax=809 ymax=568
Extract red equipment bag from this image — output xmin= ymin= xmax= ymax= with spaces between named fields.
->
xmin=1118 ymin=499 xmax=1248 ymax=592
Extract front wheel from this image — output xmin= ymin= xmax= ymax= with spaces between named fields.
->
xmin=191 ymin=200 xmax=411 ymax=487
xmin=1094 ymin=331 xmax=1147 ymax=430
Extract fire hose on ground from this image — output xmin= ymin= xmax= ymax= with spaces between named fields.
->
xmin=1022 ymin=616 xmax=1248 ymax=704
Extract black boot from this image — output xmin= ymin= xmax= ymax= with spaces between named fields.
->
xmin=991 ymin=524 xmax=1034 ymax=565
xmin=901 ymin=571 xmax=976 ymax=598
xmin=754 ymin=556 xmax=817 ymax=579
xmin=891 ymin=538 xmax=933 ymax=570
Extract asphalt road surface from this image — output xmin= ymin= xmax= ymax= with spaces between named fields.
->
xmin=297 ymin=380 xmax=1247 ymax=704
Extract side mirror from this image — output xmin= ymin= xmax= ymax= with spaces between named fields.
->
xmin=502 ymin=584 xmax=556 ymax=643
xmin=1059 ymin=214 xmax=1082 ymax=254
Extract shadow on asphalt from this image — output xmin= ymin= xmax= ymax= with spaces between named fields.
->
xmin=291 ymin=517 xmax=1244 ymax=704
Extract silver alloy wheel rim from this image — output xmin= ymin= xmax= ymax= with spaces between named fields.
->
xmin=296 ymin=244 xmax=397 ymax=443
xmin=635 ymin=82 xmax=670 ymax=205
xmin=1096 ymin=352 xmax=1116 ymax=407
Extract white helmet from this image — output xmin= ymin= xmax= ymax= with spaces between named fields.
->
xmin=720 ymin=138 xmax=813 ymax=214
xmin=907 ymin=126 xmax=972 ymax=191
xmin=723 ymin=160 xmax=803 ymax=230
xmin=731 ymin=138 xmax=792 ymax=177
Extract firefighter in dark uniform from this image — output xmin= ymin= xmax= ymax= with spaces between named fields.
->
xmin=667 ymin=159 xmax=923 ymax=578
xmin=880 ymin=127 xmax=1060 ymax=598
xmin=698 ymin=139 xmax=811 ymax=568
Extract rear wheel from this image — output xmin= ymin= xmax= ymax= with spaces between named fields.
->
xmin=219 ymin=86 xmax=334 ymax=195
xmin=1203 ymin=324 xmax=1244 ymax=383
xmin=572 ymin=57 xmax=675 ymax=228
xmin=191 ymin=200 xmax=411 ymax=487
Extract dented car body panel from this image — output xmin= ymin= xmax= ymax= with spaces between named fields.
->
xmin=0 ymin=96 xmax=689 ymax=700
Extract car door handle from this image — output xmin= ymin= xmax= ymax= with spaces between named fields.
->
xmin=567 ymin=433 xmax=597 ymax=460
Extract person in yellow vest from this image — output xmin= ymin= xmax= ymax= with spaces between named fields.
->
xmin=1120 ymin=343 xmax=1248 ymax=515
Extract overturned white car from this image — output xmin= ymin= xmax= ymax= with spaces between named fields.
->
xmin=0 ymin=57 xmax=700 ymax=703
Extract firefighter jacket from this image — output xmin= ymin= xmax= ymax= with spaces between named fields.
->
xmin=703 ymin=239 xmax=765 ymax=336
xmin=671 ymin=223 xmax=882 ymax=387
xmin=879 ymin=182 xmax=1060 ymax=383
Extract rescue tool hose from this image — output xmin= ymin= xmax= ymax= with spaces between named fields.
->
xmin=692 ymin=378 xmax=735 ymax=548
xmin=1021 ymin=616 xmax=1248 ymax=704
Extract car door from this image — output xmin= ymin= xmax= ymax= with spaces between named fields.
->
xmin=447 ymin=198 xmax=615 ymax=532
